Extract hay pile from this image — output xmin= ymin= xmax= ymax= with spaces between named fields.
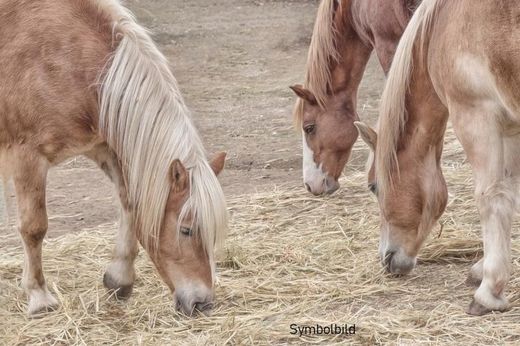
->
xmin=1 ymin=127 xmax=520 ymax=345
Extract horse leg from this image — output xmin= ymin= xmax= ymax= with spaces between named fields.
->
xmin=13 ymin=153 xmax=58 ymax=316
xmin=464 ymin=134 xmax=520 ymax=289
xmin=103 ymin=207 xmax=137 ymax=299
xmin=373 ymin=38 xmax=398 ymax=75
xmin=452 ymin=108 xmax=514 ymax=315
xmin=85 ymin=145 xmax=138 ymax=299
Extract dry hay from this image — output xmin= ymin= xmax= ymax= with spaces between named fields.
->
xmin=2 ymin=127 xmax=520 ymax=345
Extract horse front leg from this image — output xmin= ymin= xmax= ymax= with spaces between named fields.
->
xmin=85 ymin=145 xmax=138 ymax=299
xmin=103 ymin=207 xmax=138 ymax=299
xmin=466 ymin=258 xmax=483 ymax=287
xmin=13 ymin=154 xmax=58 ymax=316
xmin=452 ymin=108 xmax=515 ymax=315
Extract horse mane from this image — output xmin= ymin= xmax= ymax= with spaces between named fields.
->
xmin=375 ymin=0 xmax=443 ymax=198
xmin=96 ymin=0 xmax=228 ymax=266
xmin=294 ymin=0 xmax=343 ymax=126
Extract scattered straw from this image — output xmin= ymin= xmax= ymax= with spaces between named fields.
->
xmin=1 ymin=126 xmax=520 ymax=344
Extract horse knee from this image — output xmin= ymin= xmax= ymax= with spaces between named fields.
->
xmin=19 ymin=213 xmax=48 ymax=245
xmin=475 ymin=179 xmax=516 ymax=217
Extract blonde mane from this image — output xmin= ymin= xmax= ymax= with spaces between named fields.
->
xmin=97 ymin=1 xmax=228 ymax=265
xmin=375 ymin=0 xmax=442 ymax=198
xmin=294 ymin=0 xmax=342 ymax=126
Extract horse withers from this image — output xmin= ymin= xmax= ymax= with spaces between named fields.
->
xmin=357 ymin=0 xmax=520 ymax=315
xmin=291 ymin=0 xmax=419 ymax=195
xmin=0 ymin=0 xmax=228 ymax=317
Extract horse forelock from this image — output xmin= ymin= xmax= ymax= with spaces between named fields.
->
xmin=375 ymin=0 xmax=443 ymax=199
xmin=96 ymin=0 xmax=228 ymax=267
xmin=294 ymin=0 xmax=343 ymax=127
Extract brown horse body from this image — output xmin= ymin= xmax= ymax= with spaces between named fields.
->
xmin=358 ymin=0 xmax=520 ymax=315
xmin=291 ymin=0 xmax=419 ymax=195
xmin=0 ymin=0 xmax=227 ymax=316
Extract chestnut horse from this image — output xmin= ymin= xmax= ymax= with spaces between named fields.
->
xmin=0 ymin=0 xmax=228 ymax=316
xmin=290 ymin=0 xmax=420 ymax=195
xmin=357 ymin=0 xmax=520 ymax=315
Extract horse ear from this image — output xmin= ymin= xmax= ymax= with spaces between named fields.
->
xmin=290 ymin=85 xmax=317 ymax=105
xmin=210 ymin=152 xmax=226 ymax=176
xmin=354 ymin=121 xmax=377 ymax=152
xmin=170 ymin=159 xmax=189 ymax=193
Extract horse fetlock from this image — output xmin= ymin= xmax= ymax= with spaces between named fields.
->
xmin=465 ymin=273 xmax=482 ymax=287
xmin=466 ymin=260 xmax=483 ymax=287
xmin=27 ymin=286 xmax=58 ymax=317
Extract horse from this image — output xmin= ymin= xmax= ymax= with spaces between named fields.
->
xmin=290 ymin=0 xmax=420 ymax=195
xmin=0 ymin=0 xmax=228 ymax=317
xmin=356 ymin=0 xmax=520 ymax=315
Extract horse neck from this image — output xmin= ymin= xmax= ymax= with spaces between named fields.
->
xmin=329 ymin=2 xmax=372 ymax=107
xmin=350 ymin=0 xmax=415 ymax=74
xmin=398 ymin=53 xmax=447 ymax=171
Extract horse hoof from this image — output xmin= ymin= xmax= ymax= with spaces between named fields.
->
xmin=103 ymin=272 xmax=133 ymax=299
xmin=29 ymin=303 xmax=58 ymax=318
xmin=465 ymin=274 xmax=482 ymax=287
xmin=27 ymin=289 xmax=59 ymax=317
xmin=466 ymin=298 xmax=509 ymax=316
xmin=466 ymin=299 xmax=491 ymax=315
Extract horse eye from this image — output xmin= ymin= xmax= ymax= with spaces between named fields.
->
xmin=304 ymin=124 xmax=316 ymax=135
xmin=180 ymin=227 xmax=193 ymax=236
xmin=368 ymin=183 xmax=377 ymax=195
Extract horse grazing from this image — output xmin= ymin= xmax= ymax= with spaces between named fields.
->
xmin=290 ymin=0 xmax=420 ymax=195
xmin=0 ymin=0 xmax=228 ymax=317
xmin=356 ymin=0 xmax=520 ymax=315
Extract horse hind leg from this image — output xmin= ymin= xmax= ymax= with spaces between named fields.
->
xmin=13 ymin=153 xmax=58 ymax=316
xmin=85 ymin=145 xmax=138 ymax=299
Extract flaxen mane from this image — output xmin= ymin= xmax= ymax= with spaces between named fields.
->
xmin=375 ymin=0 xmax=444 ymax=198
xmin=96 ymin=0 xmax=228 ymax=268
xmin=294 ymin=0 xmax=342 ymax=126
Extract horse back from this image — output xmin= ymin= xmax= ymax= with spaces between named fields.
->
xmin=0 ymin=0 xmax=115 ymax=163
xmin=427 ymin=0 xmax=520 ymax=119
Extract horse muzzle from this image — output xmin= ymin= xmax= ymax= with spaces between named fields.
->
xmin=382 ymin=249 xmax=416 ymax=275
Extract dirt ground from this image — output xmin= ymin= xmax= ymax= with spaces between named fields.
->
xmin=1 ymin=0 xmax=385 ymax=240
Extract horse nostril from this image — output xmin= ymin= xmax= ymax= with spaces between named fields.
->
xmin=304 ymin=183 xmax=311 ymax=192
xmin=384 ymin=250 xmax=396 ymax=271
xmin=174 ymin=297 xmax=182 ymax=312
xmin=324 ymin=177 xmax=339 ymax=194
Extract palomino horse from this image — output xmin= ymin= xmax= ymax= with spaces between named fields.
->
xmin=357 ymin=0 xmax=520 ymax=315
xmin=290 ymin=0 xmax=420 ymax=195
xmin=0 ymin=0 xmax=228 ymax=316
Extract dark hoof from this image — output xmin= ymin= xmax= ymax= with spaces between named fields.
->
xmin=466 ymin=299 xmax=508 ymax=316
xmin=103 ymin=272 xmax=133 ymax=300
xmin=466 ymin=299 xmax=491 ymax=315
xmin=465 ymin=274 xmax=482 ymax=287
